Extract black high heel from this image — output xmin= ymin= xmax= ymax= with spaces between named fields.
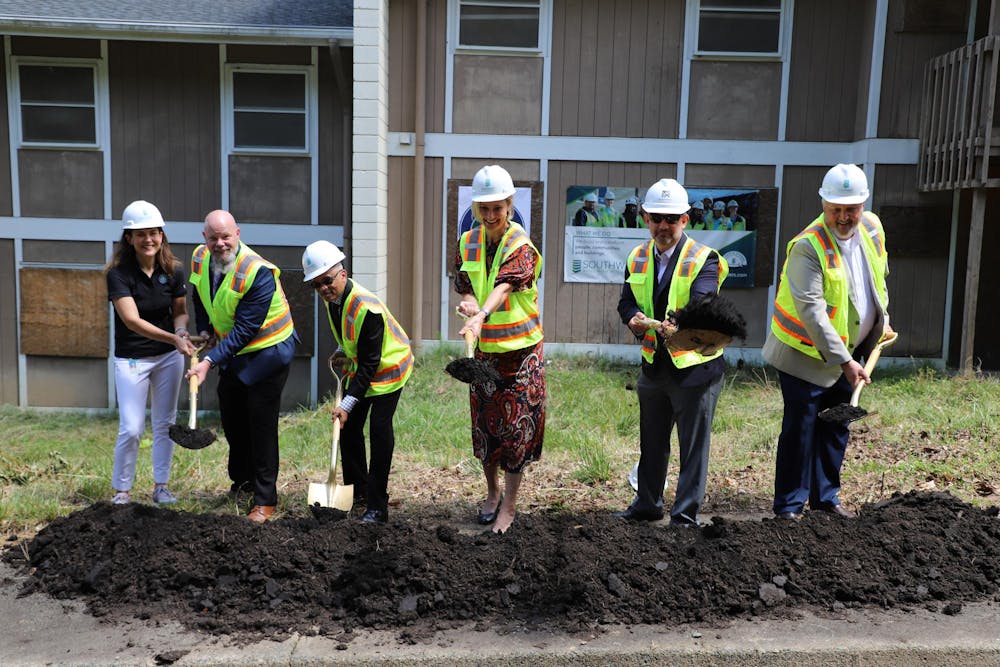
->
xmin=477 ymin=494 xmax=503 ymax=525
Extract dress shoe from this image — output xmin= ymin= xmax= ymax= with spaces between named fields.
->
xmin=247 ymin=505 xmax=275 ymax=523
xmin=477 ymin=495 xmax=503 ymax=525
xmin=612 ymin=505 xmax=665 ymax=522
xmin=775 ymin=511 xmax=803 ymax=521
xmin=360 ymin=508 xmax=387 ymax=524
xmin=818 ymin=503 xmax=855 ymax=518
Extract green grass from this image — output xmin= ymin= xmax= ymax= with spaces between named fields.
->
xmin=2 ymin=347 xmax=999 ymax=535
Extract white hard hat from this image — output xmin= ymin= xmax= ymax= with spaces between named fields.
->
xmin=625 ymin=197 xmax=638 ymax=206
xmin=727 ymin=199 xmax=738 ymax=208
xmin=121 ymin=200 xmax=164 ymax=230
xmin=302 ymin=240 xmax=346 ymax=282
xmin=819 ymin=163 xmax=870 ymax=205
xmin=641 ymin=178 xmax=689 ymax=215
xmin=584 ymin=192 xmax=598 ymax=203
xmin=713 ymin=201 xmax=725 ymax=210
xmin=471 ymin=164 xmax=516 ymax=203
xmin=604 ymin=190 xmax=616 ymax=199
xmin=691 ymin=201 xmax=704 ymax=210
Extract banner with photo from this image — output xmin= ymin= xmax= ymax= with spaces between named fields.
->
xmin=563 ymin=185 xmax=759 ymax=287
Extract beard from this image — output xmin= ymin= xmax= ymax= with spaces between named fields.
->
xmin=211 ymin=253 xmax=236 ymax=278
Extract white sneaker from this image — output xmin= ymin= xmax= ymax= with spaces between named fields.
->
xmin=152 ymin=486 xmax=177 ymax=505
xmin=112 ymin=491 xmax=131 ymax=505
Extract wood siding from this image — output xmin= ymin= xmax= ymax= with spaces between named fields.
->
xmin=785 ymin=0 xmax=871 ymax=142
xmin=388 ymin=0 xmax=448 ymax=134
xmin=387 ymin=156 xmax=444 ymax=342
xmin=19 ymin=150 xmax=103 ymax=218
xmin=687 ymin=61 xmax=781 ymax=140
xmin=452 ymin=55 xmax=543 ymax=134
xmin=318 ymin=46 xmax=352 ymax=227
xmin=0 ymin=240 xmax=16 ymax=404
xmin=0 ymin=50 xmax=10 ymax=216
xmin=228 ymin=155 xmax=311 ymax=223
xmin=550 ymin=0 xmax=683 ymax=138
xmin=109 ymin=41 xmax=220 ymax=221
xmin=878 ymin=0 xmax=968 ymax=138
xmin=10 ymin=36 xmax=100 ymax=58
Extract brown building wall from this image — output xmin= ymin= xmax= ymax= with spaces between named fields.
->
xmin=19 ymin=150 xmax=104 ymax=218
xmin=452 ymin=55 xmax=543 ymax=135
xmin=388 ymin=0 xmax=447 ymax=134
xmin=550 ymin=0 xmax=683 ymax=138
xmin=0 ymin=50 xmax=11 ymax=217
xmin=687 ymin=61 xmax=781 ymax=140
xmin=785 ymin=0 xmax=871 ymax=142
xmin=0 ymin=240 xmax=16 ymax=404
xmin=318 ymin=45 xmax=352 ymax=228
xmin=878 ymin=0 xmax=968 ymax=138
xmin=109 ymin=41 xmax=220 ymax=221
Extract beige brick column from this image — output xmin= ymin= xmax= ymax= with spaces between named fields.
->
xmin=352 ymin=0 xmax=389 ymax=298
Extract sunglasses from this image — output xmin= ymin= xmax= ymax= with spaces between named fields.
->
xmin=310 ymin=275 xmax=337 ymax=290
xmin=648 ymin=213 xmax=683 ymax=225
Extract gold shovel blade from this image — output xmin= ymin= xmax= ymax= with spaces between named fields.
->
xmin=307 ymin=481 xmax=354 ymax=511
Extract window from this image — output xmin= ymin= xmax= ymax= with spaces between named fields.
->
xmin=458 ymin=0 xmax=541 ymax=50
xmin=231 ymin=70 xmax=307 ymax=151
xmin=697 ymin=0 xmax=782 ymax=55
xmin=17 ymin=63 xmax=97 ymax=145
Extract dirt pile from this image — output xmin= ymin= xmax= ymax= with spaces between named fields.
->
xmin=4 ymin=491 xmax=999 ymax=643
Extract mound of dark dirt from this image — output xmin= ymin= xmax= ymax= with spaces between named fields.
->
xmin=4 ymin=491 xmax=999 ymax=643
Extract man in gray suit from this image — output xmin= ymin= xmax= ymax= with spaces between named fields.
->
xmin=614 ymin=177 xmax=729 ymax=527
xmin=763 ymin=164 xmax=893 ymax=520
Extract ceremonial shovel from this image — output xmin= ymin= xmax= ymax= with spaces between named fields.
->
xmin=307 ymin=355 xmax=354 ymax=511
xmin=819 ymin=331 xmax=899 ymax=425
xmin=169 ymin=338 xmax=217 ymax=450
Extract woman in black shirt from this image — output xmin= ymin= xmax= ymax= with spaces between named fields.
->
xmin=106 ymin=200 xmax=195 ymax=505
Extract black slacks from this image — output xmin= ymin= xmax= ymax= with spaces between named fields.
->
xmin=339 ymin=388 xmax=403 ymax=514
xmin=217 ymin=361 xmax=290 ymax=507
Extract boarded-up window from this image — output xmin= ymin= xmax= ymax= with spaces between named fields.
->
xmin=17 ymin=63 xmax=97 ymax=145
xmin=697 ymin=0 xmax=782 ymax=55
xmin=458 ymin=0 xmax=541 ymax=50
xmin=232 ymin=71 xmax=307 ymax=150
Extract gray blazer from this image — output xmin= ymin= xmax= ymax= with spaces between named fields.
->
xmin=763 ymin=219 xmax=888 ymax=388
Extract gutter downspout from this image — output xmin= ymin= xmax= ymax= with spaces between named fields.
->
xmin=411 ymin=0 xmax=427 ymax=351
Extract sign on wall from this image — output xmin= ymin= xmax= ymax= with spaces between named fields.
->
xmin=563 ymin=185 xmax=762 ymax=287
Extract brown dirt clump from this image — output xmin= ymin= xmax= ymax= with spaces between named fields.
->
xmin=4 ymin=491 xmax=999 ymax=643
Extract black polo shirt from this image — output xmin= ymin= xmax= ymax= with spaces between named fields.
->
xmin=107 ymin=260 xmax=187 ymax=359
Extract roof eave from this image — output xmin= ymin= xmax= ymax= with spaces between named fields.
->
xmin=0 ymin=17 xmax=354 ymax=46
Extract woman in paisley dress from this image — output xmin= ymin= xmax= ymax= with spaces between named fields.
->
xmin=454 ymin=164 xmax=546 ymax=534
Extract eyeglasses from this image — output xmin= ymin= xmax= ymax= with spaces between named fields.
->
xmin=310 ymin=275 xmax=336 ymax=290
xmin=648 ymin=213 xmax=683 ymax=225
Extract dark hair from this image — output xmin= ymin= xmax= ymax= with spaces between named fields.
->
xmin=105 ymin=228 xmax=180 ymax=275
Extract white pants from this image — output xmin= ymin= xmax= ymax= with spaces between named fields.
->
xmin=112 ymin=350 xmax=185 ymax=491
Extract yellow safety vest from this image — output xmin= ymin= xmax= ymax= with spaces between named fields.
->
xmin=626 ymin=237 xmax=729 ymax=368
xmin=459 ymin=222 xmax=543 ymax=353
xmin=189 ymin=242 xmax=294 ymax=354
xmin=327 ymin=282 xmax=413 ymax=396
xmin=770 ymin=212 xmax=889 ymax=359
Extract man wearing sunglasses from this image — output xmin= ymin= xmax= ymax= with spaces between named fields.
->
xmin=614 ymin=178 xmax=729 ymax=527
xmin=302 ymin=240 xmax=413 ymax=524
xmin=187 ymin=210 xmax=298 ymax=524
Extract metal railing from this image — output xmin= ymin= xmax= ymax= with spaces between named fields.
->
xmin=917 ymin=35 xmax=1000 ymax=191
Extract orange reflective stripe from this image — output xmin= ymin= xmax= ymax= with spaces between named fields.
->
xmin=480 ymin=314 xmax=542 ymax=344
xmin=345 ymin=295 xmax=366 ymax=340
xmin=642 ymin=331 xmax=657 ymax=357
xmin=678 ymin=244 xmax=710 ymax=278
xmin=191 ymin=246 xmax=208 ymax=276
xmin=370 ymin=352 xmax=414 ymax=386
xmin=462 ymin=227 xmax=482 ymax=263
xmin=861 ymin=214 xmax=885 ymax=257
xmin=230 ymin=254 xmax=265 ymax=293
xmin=629 ymin=244 xmax=651 ymax=274
xmin=772 ymin=301 xmax=847 ymax=346
xmin=803 ymin=224 xmax=839 ymax=270
xmin=385 ymin=316 xmax=411 ymax=346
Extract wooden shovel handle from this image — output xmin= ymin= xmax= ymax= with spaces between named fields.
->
xmin=849 ymin=331 xmax=898 ymax=407
xmin=463 ymin=329 xmax=476 ymax=358
xmin=187 ymin=347 xmax=203 ymax=429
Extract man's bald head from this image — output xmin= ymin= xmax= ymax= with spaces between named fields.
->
xmin=203 ymin=209 xmax=240 ymax=266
